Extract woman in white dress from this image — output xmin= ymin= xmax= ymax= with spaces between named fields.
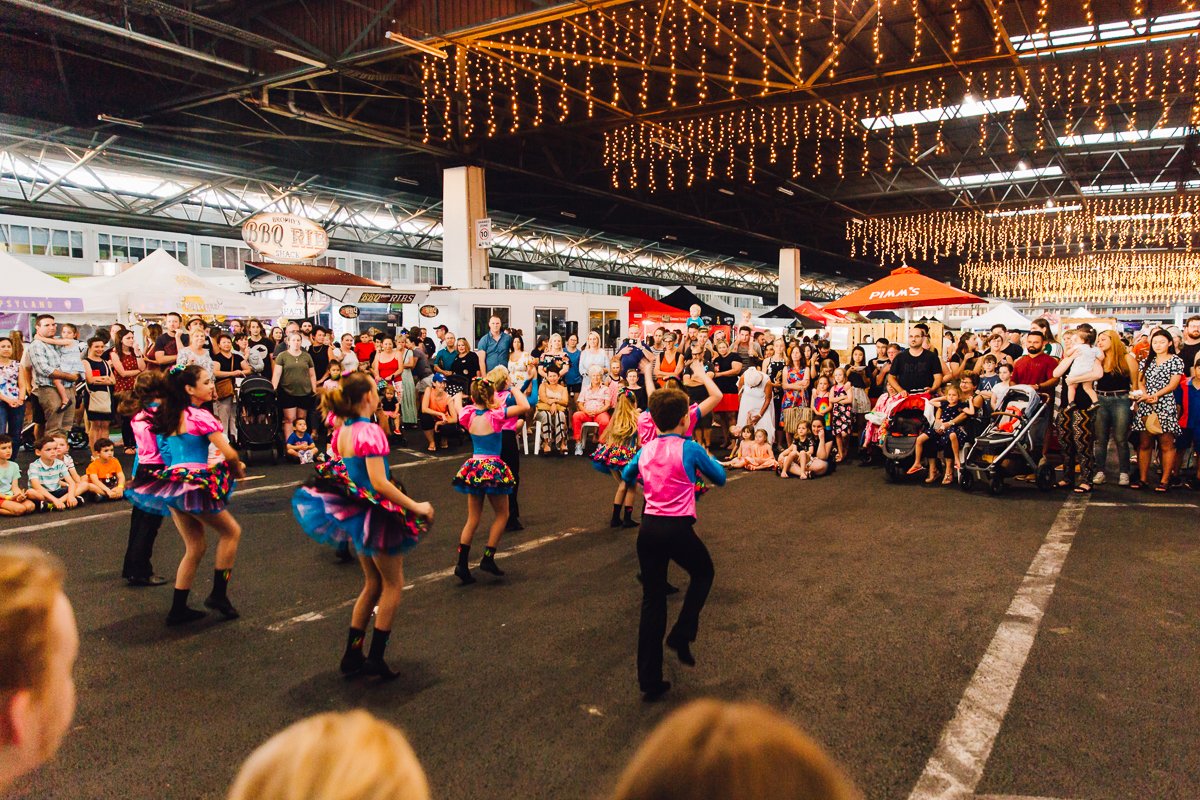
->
xmin=578 ymin=330 xmax=609 ymax=380
xmin=507 ymin=335 xmax=532 ymax=392
xmin=735 ymin=366 xmax=775 ymax=445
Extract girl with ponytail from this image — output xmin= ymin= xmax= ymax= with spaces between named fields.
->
xmin=293 ymin=371 xmax=435 ymax=679
xmin=120 ymin=370 xmax=171 ymax=586
xmin=449 ymin=376 xmax=529 ymax=584
xmin=150 ymin=364 xmax=246 ymax=626
xmin=592 ymin=389 xmax=642 ymax=528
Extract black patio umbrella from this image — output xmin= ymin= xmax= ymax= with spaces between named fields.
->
xmin=658 ymin=287 xmax=735 ymax=326
xmin=756 ymin=303 xmax=822 ymax=329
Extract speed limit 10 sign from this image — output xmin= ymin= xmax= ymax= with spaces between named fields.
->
xmin=474 ymin=218 xmax=493 ymax=249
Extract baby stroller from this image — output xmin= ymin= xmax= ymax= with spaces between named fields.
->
xmin=882 ymin=393 xmax=932 ymax=482
xmin=236 ymin=376 xmax=281 ymax=465
xmin=959 ymin=385 xmax=1055 ymax=495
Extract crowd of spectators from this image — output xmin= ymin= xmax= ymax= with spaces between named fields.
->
xmin=2 ymin=311 xmax=1198 ymax=516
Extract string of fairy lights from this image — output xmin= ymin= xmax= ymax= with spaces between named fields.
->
xmin=420 ymin=0 xmax=968 ymax=143
xmin=600 ymin=43 xmax=1199 ymax=190
xmin=406 ymin=0 xmax=1200 ymax=305
xmin=960 ymin=252 xmax=1200 ymax=304
xmin=847 ymin=195 xmax=1200 ymax=264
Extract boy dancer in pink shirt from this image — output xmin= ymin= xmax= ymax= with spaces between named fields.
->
xmin=622 ymin=386 xmax=726 ymax=701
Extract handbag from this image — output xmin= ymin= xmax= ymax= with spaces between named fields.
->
xmin=86 ymin=361 xmax=112 ymax=414
xmin=1145 ymin=411 xmax=1163 ymax=435
xmin=215 ymin=378 xmax=235 ymax=400
xmin=87 ymin=387 xmax=111 ymax=415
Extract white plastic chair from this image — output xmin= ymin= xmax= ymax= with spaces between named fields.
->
xmin=579 ymin=421 xmax=600 ymax=452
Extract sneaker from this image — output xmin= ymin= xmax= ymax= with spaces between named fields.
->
xmin=574 ymin=443 xmax=583 ymax=456
xmin=1118 ymin=473 xmax=1130 ymax=486
xmin=1092 ymin=471 xmax=1106 ymax=484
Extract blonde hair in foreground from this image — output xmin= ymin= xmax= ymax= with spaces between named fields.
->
xmin=0 ymin=545 xmax=65 ymax=700
xmin=227 ymin=710 xmax=429 ymax=800
xmin=609 ymin=699 xmax=861 ymax=800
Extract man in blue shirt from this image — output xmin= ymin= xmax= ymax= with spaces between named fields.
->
xmin=432 ymin=330 xmax=458 ymax=376
xmin=476 ymin=315 xmax=513 ymax=372
xmin=616 ymin=323 xmax=655 ymax=390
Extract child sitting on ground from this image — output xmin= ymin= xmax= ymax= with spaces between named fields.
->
xmin=0 ymin=434 xmax=36 ymax=516
xmin=36 ymin=322 xmax=85 ymax=411
xmin=51 ymin=433 xmax=89 ymax=498
xmin=26 ymin=436 xmax=79 ymax=510
xmin=83 ymin=438 xmax=126 ymax=501
xmin=720 ymin=425 xmax=756 ymax=468
xmin=286 ymin=417 xmax=318 ymax=464
xmin=743 ymin=428 xmax=778 ymax=471
xmin=777 ymin=419 xmax=831 ymax=479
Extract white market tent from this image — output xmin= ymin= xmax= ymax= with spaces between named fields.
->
xmin=1069 ymin=306 xmax=1095 ymax=318
xmin=0 ymin=251 xmax=120 ymax=317
xmin=961 ymin=302 xmax=1032 ymax=332
xmin=91 ymin=249 xmax=282 ymax=319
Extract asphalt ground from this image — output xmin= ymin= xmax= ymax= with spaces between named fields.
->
xmin=2 ymin=443 xmax=1197 ymax=800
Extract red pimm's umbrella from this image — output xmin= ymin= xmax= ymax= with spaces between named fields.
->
xmin=822 ymin=266 xmax=985 ymax=313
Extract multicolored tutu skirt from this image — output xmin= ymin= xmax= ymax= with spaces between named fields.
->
xmin=292 ymin=460 xmax=427 ymax=556
xmin=139 ymin=461 xmax=236 ymax=515
xmin=453 ymin=456 xmax=515 ymax=495
xmin=124 ymin=464 xmax=171 ymax=516
xmin=591 ymin=442 xmax=638 ymax=474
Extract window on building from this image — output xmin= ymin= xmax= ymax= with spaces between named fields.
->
xmin=200 ymin=243 xmax=247 ymax=270
xmin=414 ymin=264 xmax=442 ymax=284
xmin=0 ymin=224 xmax=86 ymax=258
xmin=474 ymin=306 xmax=510 ymax=342
xmin=534 ymin=308 xmax=575 ymax=342
xmin=588 ymin=310 xmax=621 ymax=348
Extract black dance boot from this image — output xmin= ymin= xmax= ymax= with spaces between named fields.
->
xmin=166 ymin=588 xmax=206 ymax=626
xmin=665 ymin=633 xmax=696 ymax=666
xmin=361 ymin=628 xmax=398 ymax=680
xmin=455 ymin=544 xmax=476 ymax=585
xmin=203 ymin=568 xmax=240 ymax=619
xmin=478 ymin=546 xmax=505 ymax=576
xmin=340 ymin=627 xmax=366 ymax=675
xmin=621 ymin=506 xmax=638 ymax=528
xmin=610 ymin=504 xmax=623 ymax=528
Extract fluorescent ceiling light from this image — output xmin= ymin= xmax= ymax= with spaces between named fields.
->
xmin=1095 ymin=212 xmax=1194 ymax=221
xmin=776 ymin=186 xmax=795 ymax=196
xmin=1081 ymin=179 xmax=1200 ymax=195
xmin=985 ymin=203 xmax=1083 ymax=217
xmin=718 ymin=188 xmax=735 ymax=196
xmin=1012 ymin=11 xmax=1200 ymax=57
xmin=1059 ymin=126 xmax=1195 ymax=147
xmin=273 ymin=49 xmax=326 ymax=68
xmin=940 ymin=165 xmax=1063 ymax=188
xmin=384 ymin=31 xmax=449 ymax=59
xmin=559 ymin=211 xmax=577 ymax=218
xmin=650 ymin=138 xmax=682 ymax=153
xmin=392 ymin=176 xmax=419 ymax=186
xmin=861 ymin=95 xmax=1025 ymax=130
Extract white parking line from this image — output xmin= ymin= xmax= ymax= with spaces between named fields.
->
xmin=266 ymin=526 xmax=587 ymax=632
xmin=0 ymin=455 xmax=461 ymax=537
xmin=1089 ymin=501 xmax=1197 ymax=508
xmin=907 ymin=494 xmax=1090 ymax=800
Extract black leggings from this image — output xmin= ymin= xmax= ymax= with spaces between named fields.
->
xmin=500 ymin=429 xmax=521 ymax=521
xmin=636 ymin=514 xmax=714 ymax=691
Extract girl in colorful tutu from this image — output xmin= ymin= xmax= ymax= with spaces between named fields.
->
xmin=120 ymin=371 xmax=170 ymax=586
xmin=451 ymin=377 xmax=529 ymax=585
xmin=151 ymin=365 xmax=246 ymax=626
xmin=292 ymin=372 xmax=435 ymax=679
xmin=592 ymin=388 xmax=642 ymax=528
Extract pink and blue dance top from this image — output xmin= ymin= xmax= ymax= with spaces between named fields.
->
xmin=292 ymin=417 xmax=426 ymax=556
xmin=124 ymin=404 xmax=172 ymax=515
xmin=453 ymin=406 xmax=516 ymax=495
xmin=151 ymin=407 xmax=236 ymax=515
xmin=497 ymin=391 xmax=523 ymax=432
xmin=637 ymin=404 xmax=701 ymax=445
xmin=622 ymin=434 xmax=725 ymax=519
